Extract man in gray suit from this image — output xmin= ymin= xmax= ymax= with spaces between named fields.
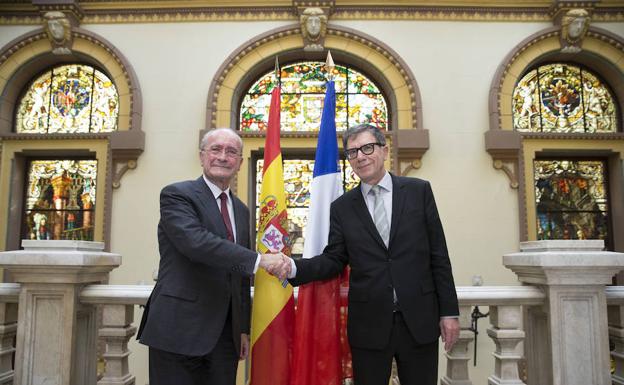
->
xmin=138 ymin=128 xmax=286 ymax=385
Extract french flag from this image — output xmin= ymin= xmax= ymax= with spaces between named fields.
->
xmin=290 ymin=79 xmax=351 ymax=385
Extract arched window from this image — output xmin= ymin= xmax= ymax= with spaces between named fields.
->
xmin=512 ymin=63 xmax=618 ymax=133
xmin=240 ymin=61 xmax=388 ymax=132
xmin=240 ymin=60 xmax=389 ymax=255
xmin=15 ymin=64 xmax=119 ymax=134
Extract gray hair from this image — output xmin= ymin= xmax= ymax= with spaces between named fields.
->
xmin=342 ymin=124 xmax=385 ymax=149
xmin=200 ymin=128 xmax=243 ymax=151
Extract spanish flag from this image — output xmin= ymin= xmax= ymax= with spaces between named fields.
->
xmin=249 ymin=83 xmax=295 ymax=385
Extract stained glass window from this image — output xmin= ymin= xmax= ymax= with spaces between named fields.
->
xmin=534 ymin=159 xmax=609 ymax=243
xmin=16 ymin=64 xmax=119 ymax=133
xmin=513 ymin=64 xmax=617 ymax=133
xmin=256 ymin=158 xmax=359 ymax=256
xmin=23 ymin=160 xmax=97 ymax=241
xmin=240 ymin=62 xmax=387 ymax=132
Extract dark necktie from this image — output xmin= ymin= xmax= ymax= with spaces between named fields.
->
xmin=219 ymin=192 xmax=234 ymax=242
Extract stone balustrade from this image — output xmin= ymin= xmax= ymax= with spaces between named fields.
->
xmin=441 ymin=286 xmax=545 ymax=385
xmin=0 ymin=240 xmax=623 ymax=385
xmin=81 ymin=285 xmax=152 ymax=385
xmin=0 ymin=284 xmax=18 ymax=385
xmin=607 ymin=286 xmax=624 ymax=385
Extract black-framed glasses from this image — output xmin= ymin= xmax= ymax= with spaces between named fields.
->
xmin=344 ymin=142 xmax=384 ymax=160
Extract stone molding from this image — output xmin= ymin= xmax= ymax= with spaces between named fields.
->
xmin=1 ymin=2 xmax=623 ymax=24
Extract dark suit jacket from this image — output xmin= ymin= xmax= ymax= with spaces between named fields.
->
xmin=138 ymin=177 xmax=258 ymax=356
xmin=289 ymin=175 xmax=459 ymax=350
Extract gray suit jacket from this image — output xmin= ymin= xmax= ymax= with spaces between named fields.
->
xmin=138 ymin=177 xmax=257 ymax=356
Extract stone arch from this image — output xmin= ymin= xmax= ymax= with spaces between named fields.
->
xmin=0 ymin=27 xmax=142 ymax=135
xmin=0 ymin=27 xmax=144 ymax=250
xmin=206 ymin=24 xmax=422 ymax=132
xmin=489 ymin=26 xmax=624 ymax=132
xmin=484 ymin=25 xmax=624 ymax=248
xmin=0 ymin=27 xmax=144 ymax=188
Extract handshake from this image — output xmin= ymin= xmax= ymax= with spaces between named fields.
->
xmin=259 ymin=252 xmax=293 ymax=281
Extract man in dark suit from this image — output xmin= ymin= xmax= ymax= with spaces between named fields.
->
xmin=138 ymin=128 xmax=286 ymax=385
xmin=284 ymin=124 xmax=460 ymax=385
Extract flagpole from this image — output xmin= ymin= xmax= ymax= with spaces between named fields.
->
xmin=325 ymin=50 xmax=335 ymax=82
xmin=275 ymin=55 xmax=281 ymax=88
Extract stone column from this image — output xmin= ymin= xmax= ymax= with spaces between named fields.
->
xmin=0 ymin=302 xmax=17 ymax=385
xmin=504 ymin=240 xmax=624 ymax=385
xmin=440 ymin=305 xmax=474 ymax=385
xmin=0 ymin=240 xmax=121 ymax=385
xmin=609 ymin=304 xmax=624 ymax=385
xmin=98 ymin=304 xmax=136 ymax=385
xmin=487 ymin=305 xmax=525 ymax=385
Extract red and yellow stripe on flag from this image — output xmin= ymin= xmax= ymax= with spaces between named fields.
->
xmin=250 ymin=85 xmax=295 ymax=385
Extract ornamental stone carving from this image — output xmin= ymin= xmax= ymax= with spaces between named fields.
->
xmin=43 ymin=11 xmax=73 ymax=55
xmin=300 ymin=7 xmax=328 ymax=52
xmin=560 ymin=8 xmax=591 ymax=53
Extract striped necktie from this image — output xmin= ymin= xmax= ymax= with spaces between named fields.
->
xmin=370 ymin=185 xmax=389 ymax=246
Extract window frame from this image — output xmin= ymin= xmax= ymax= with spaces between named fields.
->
xmin=532 ymin=155 xmax=613 ymax=250
xmin=237 ymin=60 xmax=390 ymax=133
xmin=14 ymin=62 xmax=120 ymax=135
xmin=20 ymin=156 xmax=99 ymax=243
xmin=512 ymin=61 xmax=621 ymax=134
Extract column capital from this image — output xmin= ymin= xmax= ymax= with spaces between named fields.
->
xmin=0 ymin=240 xmax=121 ymax=283
xmin=504 ymin=240 xmax=624 ymax=285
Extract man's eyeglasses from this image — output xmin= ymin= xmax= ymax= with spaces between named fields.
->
xmin=202 ymin=146 xmax=241 ymax=158
xmin=344 ymin=142 xmax=384 ymax=160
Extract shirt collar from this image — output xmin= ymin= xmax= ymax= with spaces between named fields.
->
xmin=202 ymin=174 xmax=231 ymax=200
xmin=361 ymin=171 xmax=392 ymax=196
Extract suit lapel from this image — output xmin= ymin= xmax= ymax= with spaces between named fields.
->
xmin=193 ymin=177 xmax=228 ymax=238
xmin=351 ymin=184 xmax=387 ymax=250
xmin=231 ymin=193 xmax=246 ymax=246
xmin=388 ymin=174 xmax=406 ymax=248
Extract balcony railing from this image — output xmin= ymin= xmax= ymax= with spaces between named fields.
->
xmin=0 ymin=239 xmax=622 ymax=385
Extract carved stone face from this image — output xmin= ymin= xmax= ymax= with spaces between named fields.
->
xmin=568 ymin=16 xmax=586 ymax=39
xmin=306 ymin=16 xmax=321 ymax=37
xmin=47 ymin=19 xmax=65 ymax=41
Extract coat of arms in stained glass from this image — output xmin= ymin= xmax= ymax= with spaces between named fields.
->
xmin=241 ymin=61 xmax=387 ymax=132
xmin=23 ymin=160 xmax=97 ymax=241
xmin=16 ymin=64 xmax=118 ymax=134
xmin=513 ymin=64 xmax=617 ymax=133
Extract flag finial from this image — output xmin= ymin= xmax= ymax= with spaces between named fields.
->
xmin=325 ymin=51 xmax=334 ymax=80
xmin=274 ymin=56 xmax=281 ymax=87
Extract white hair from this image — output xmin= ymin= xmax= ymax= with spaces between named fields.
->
xmin=200 ymin=128 xmax=243 ymax=151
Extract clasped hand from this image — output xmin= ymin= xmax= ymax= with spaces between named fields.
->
xmin=259 ymin=252 xmax=292 ymax=281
